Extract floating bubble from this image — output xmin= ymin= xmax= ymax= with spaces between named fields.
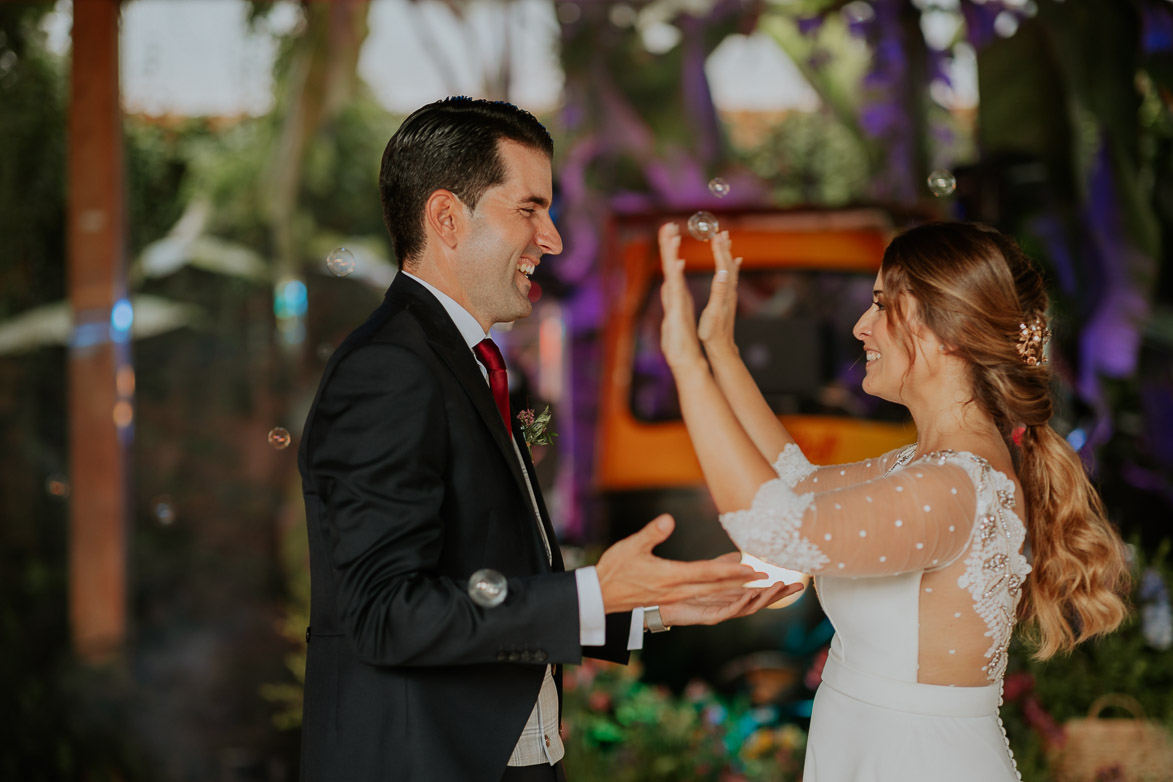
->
xmin=687 ymin=211 xmax=720 ymax=241
xmin=556 ymin=2 xmax=581 ymax=24
xmin=608 ymin=3 xmax=637 ymax=27
xmin=468 ymin=568 xmax=508 ymax=607
xmin=926 ymin=169 xmax=957 ymax=197
xmin=326 ymin=247 xmax=356 ymax=278
xmin=841 ymin=1 xmax=875 ymax=24
xmin=708 ymin=177 xmax=731 ymax=199
xmin=993 ymin=11 xmax=1019 ymax=38
xmin=268 ymin=427 xmax=292 ymax=450
xmin=46 ymin=475 xmax=70 ymax=498
xmin=152 ymin=495 xmax=176 ymax=525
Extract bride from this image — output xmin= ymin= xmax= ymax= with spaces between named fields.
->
xmin=657 ymin=220 xmax=1130 ymax=780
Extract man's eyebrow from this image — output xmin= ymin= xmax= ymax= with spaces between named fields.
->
xmin=521 ymin=194 xmax=550 ymax=208
xmin=873 ymin=288 xmax=884 ymax=297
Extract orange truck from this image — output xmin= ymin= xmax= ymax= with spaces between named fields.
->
xmin=593 ymin=208 xmax=916 ymax=691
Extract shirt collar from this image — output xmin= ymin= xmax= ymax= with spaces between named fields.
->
xmin=400 ymin=270 xmax=489 ymax=351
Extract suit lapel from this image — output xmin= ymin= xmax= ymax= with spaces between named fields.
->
xmin=387 ymin=276 xmax=535 ymax=534
xmin=512 ymin=415 xmax=565 ymax=572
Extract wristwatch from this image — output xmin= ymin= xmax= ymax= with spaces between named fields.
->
xmin=643 ymin=605 xmax=670 ymax=633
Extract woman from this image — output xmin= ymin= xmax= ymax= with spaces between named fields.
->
xmin=657 ymin=220 xmax=1130 ymax=780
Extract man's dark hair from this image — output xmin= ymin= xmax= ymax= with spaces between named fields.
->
xmin=379 ymin=97 xmax=554 ymax=267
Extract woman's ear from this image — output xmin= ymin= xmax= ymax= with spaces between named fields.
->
xmin=424 ymin=189 xmax=463 ymax=250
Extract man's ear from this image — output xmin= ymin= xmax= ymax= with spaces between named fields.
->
xmin=424 ymin=189 xmax=464 ymax=250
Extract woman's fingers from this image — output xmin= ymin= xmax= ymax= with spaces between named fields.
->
xmin=709 ymin=231 xmax=740 ymax=292
xmin=659 ymin=221 xmax=683 ymax=277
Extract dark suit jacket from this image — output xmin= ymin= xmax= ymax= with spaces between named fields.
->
xmin=298 ymin=274 xmax=631 ymax=781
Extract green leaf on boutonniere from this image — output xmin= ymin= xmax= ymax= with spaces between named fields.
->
xmin=518 ymin=405 xmax=557 ymax=450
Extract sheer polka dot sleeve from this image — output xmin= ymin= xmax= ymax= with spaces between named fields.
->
xmin=775 ymin=445 xmax=914 ymax=494
xmin=720 ymin=461 xmax=976 ymax=577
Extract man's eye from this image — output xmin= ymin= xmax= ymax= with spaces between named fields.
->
xmin=873 ymin=300 xmax=885 ymax=311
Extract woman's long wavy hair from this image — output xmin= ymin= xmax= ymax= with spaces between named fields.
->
xmin=880 ymin=222 xmax=1130 ymax=659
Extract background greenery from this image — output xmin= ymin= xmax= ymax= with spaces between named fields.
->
xmin=3 ymin=1 xmax=1173 ymax=780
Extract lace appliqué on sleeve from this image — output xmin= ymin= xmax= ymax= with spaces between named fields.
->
xmin=772 ymin=443 xmax=816 ymax=487
xmin=719 ymin=479 xmax=826 ymax=573
xmin=946 ymin=453 xmax=1031 ymax=683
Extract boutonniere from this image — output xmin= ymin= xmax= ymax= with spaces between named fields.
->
xmin=518 ymin=405 xmax=557 ymax=452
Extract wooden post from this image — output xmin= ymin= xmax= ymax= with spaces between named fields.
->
xmin=68 ymin=0 xmax=130 ymax=663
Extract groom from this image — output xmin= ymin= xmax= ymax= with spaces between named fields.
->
xmin=297 ymin=97 xmax=794 ymax=782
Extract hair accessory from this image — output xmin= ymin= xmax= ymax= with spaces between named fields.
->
xmin=1016 ymin=316 xmax=1051 ymax=366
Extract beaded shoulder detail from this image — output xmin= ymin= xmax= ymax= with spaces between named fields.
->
xmin=905 ymin=449 xmax=1031 ymax=683
xmin=771 ymin=443 xmax=817 ymax=487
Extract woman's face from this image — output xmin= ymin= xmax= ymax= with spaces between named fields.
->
xmin=852 ymin=272 xmax=913 ymax=403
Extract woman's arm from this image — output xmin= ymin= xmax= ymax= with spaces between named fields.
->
xmin=658 ymin=222 xmax=779 ymax=512
xmin=694 ymin=229 xmax=796 ymax=464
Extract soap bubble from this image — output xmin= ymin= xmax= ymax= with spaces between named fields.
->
xmin=841 ymin=1 xmax=875 ymax=24
xmin=926 ymin=169 xmax=957 ymax=197
xmin=152 ymin=495 xmax=176 ymax=525
xmin=326 ymin=247 xmax=356 ymax=278
xmin=46 ymin=475 xmax=70 ymax=498
xmin=687 ymin=211 xmax=720 ymax=241
xmin=708 ymin=177 xmax=731 ymax=198
xmin=468 ymin=568 xmax=508 ymax=607
xmin=268 ymin=427 xmax=292 ymax=450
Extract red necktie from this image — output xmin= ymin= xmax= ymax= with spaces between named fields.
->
xmin=473 ymin=338 xmax=512 ymax=437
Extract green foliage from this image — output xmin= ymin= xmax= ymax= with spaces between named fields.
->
xmin=261 ymin=484 xmax=311 ymax=731
xmin=297 ymin=84 xmax=393 ymax=247
xmin=124 ymin=118 xmax=213 ymax=255
xmin=182 ymin=116 xmax=278 ymax=251
xmin=1002 ymin=540 xmax=1173 ymax=780
xmin=0 ymin=5 xmax=66 ymax=319
xmin=562 ymin=660 xmax=805 ymax=782
xmin=732 ymin=110 xmax=871 ymax=207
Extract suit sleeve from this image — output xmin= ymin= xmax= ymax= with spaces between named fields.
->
xmin=305 ymin=343 xmax=583 ymax=668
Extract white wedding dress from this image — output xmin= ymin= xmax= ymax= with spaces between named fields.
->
xmin=721 ymin=444 xmax=1030 ymax=781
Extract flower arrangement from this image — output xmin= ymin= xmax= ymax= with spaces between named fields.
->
xmin=561 ymin=657 xmax=807 ymax=781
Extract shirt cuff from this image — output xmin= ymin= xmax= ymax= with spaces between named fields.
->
xmin=576 ymin=566 xmax=606 ymax=646
xmin=627 ymin=606 xmax=645 ymax=651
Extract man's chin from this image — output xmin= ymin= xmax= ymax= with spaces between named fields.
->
xmin=493 ymin=301 xmax=532 ymax=329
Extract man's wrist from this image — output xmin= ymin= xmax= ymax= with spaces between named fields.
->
xmin=642 ymin=605 xmax=670 ymax=633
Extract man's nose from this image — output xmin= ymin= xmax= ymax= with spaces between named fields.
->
xmin=537 ymin=214 xmax=563 ymax=256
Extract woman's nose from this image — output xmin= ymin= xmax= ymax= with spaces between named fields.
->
xmin=852 ymin=311 xmax=870 ymax=341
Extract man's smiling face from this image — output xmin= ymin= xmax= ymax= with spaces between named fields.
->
xmin=456 ymin=140 xmax=562 ymax=330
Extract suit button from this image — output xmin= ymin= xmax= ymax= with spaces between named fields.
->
xmin=544 ymin=735 xmax=551 ymax=748
xmin=305 ymin=626 xmax=311 ymax=643
xmin=534 ymin=649 xmax=548 ymax=662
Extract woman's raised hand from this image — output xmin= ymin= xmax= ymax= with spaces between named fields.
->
xmin=697 ymin=230 xmax=742 ymax=354
xmin=658 ymin=222 xmax=705 ymax=372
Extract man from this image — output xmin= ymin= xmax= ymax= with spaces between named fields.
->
xmin=298 ymin=97 xmax=797 ymax=782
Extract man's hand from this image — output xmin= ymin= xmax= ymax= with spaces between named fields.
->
xmin=595 ymin=515 xmax=763 ymax=614
xmin=658 ymin=554 xmax=806 ymax=627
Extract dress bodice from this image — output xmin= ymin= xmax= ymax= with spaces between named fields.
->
xmin=721 ymin=444 xmax=1031 ymax=686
